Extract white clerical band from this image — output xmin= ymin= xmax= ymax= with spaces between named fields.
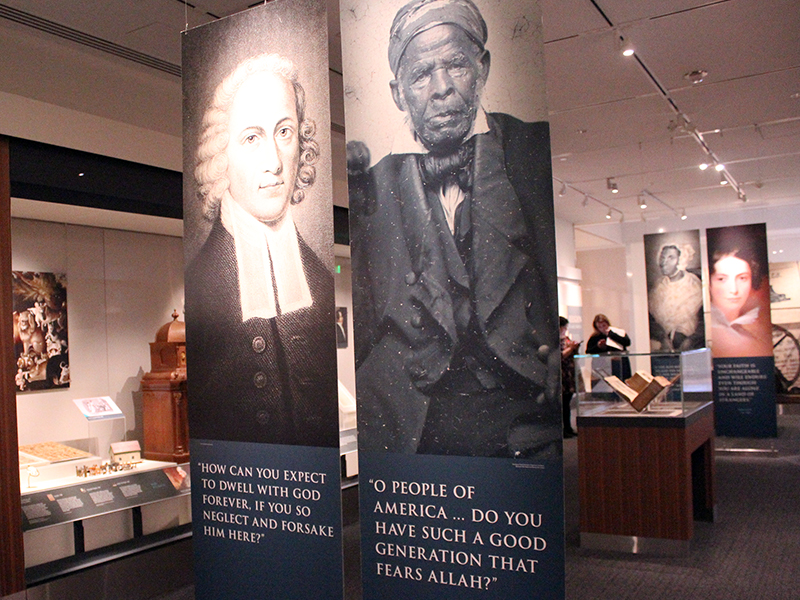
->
xmin=220 ymin=193 xmax=312 ymax=322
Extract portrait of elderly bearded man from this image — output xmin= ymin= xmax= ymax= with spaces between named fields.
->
xmin=186 ymin=53 xmax=338 ymax=448
xmin=349 ymin=0 xmax=561 ymax=458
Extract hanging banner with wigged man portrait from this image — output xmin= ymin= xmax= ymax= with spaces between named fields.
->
xmin=183 ymin=1 xmax=343 ymax=597
xmin=341 ymin=1 xmax=565 ymax=597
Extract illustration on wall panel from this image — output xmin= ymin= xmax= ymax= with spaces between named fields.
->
xmin=12 ymin=271 xmax=69 ymax=392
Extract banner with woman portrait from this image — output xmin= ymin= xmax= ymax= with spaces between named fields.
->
xmin=341 ymin=1 xmax=564 ymax=598
xmin=182 ymin=1 xmax=343 ymax=597
xmin=706 ymin=223 xmax=777 ymax=437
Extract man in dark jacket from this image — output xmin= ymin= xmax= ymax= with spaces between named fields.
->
xmin=350 ymin=0 xmax=560 ymax=457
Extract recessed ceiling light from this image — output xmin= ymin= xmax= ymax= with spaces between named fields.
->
xmin=683 ymin=69 xmax=708 ymax=84
xmin=78 ymin=172 xmax=85 ymax=177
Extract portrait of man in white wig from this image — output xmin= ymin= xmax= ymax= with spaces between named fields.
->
xmin=186 ymin=53 xmax=338 ymax=448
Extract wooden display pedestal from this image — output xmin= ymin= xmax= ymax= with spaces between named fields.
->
xmin=141 ymin=377 xmax=189 ymax=463
xmin=577 ymin=401 xmax=715 ymax=555
xmin=141 ymin=312 xmax=189 ymax=463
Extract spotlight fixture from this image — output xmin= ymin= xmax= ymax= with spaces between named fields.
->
xmin=558 ymin=181 xmax=567 ymax=197
xmin=619 ymin=37 xmax=634 ymax=57
xmin=607 ymin=177 xmax=619 ymax=194
xmin=582 ymin=195 xmax=589 ymax=207
xmin=720 ymin=173 xmax=728 ymax=185
xmin=714 ymin=163 xmax=725 ymax=172
xmin=699 ymin=163 xmax=709 ymax=171
xmin=738 ymin=189 xmax=748 ymax=202
xmin=638 ymin=195 xmax=647 ymax=209
xmin=680 ymin=209 xmax=687 ymax=220
xmin=606 ymin=208 xmax=612 ymax=219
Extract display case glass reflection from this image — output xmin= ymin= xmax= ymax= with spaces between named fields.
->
xmin=575 ymin=349 xmax=712 ymax=418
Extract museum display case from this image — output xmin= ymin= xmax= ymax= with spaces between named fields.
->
xmin=18 ymin=430 xmax=190 ymax=570
xmin=575 ymin=349 xmax=715 ymax=555
xmin=575 ymin=348 xmax=713 ymax=418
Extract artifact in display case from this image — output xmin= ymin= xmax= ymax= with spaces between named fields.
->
xmin=604 ymin=371 xmax=680 ymax=412
xmin=576 ymin=348 xmax=715 ymax=553
xmin=19 ymin=441 xmax=92 ymax=464
xmin=109 ymin=440 xmax=142 ymax=463
xmin=141 ymin=311 xmax=189 ymax=463
xmin=576 ymin=348 xmax=712 ymax=418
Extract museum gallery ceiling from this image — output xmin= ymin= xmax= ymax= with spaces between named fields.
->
xmin=1 ymin=0 xmax=798 ymax=227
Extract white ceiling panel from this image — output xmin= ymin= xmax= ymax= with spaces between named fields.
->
xmin=625 ymin=0 xmax=800 ymax=89
xmin=544 ymin=31 xmax=656 ymax=112
xmin=0 ymin=0 xmax=797 ymax=225
xmin=671 ymin=70 xmax=800 ymax=133
xmin=540 ymin=0 xmax=607 ymax=41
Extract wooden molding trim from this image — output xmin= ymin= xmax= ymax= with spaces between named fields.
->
xmin=0 ymin=136 xmax=26 ymax=594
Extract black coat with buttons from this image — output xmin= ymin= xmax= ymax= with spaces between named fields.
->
xmin=185 ymin=219 xmax=338 ymax=447
xmin=350 ymin=113 xmax=561 ymax=455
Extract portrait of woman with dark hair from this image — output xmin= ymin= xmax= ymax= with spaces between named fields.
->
xmin=707 ymin=224 xmax=773 ymax=358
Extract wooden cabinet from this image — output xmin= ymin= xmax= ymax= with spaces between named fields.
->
xmin=141 ymin=311 xmax=189 ymax=463
xmin=577 ymin=401 xmax=715 ymax=555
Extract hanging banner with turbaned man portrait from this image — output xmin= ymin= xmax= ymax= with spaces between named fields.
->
xmin=341 ymin=1 xmax=565 ymax=598
xmin=182 ymin=1 xmax=343 ymax=598
xmin=707 ymin=223 xmax=777 ymax=437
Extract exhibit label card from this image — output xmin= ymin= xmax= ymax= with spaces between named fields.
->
xmin=182 ymin=1 xmax=343 ymax=597
xmin=706 ymin=223 xmax=777 ymax=437
xmin=341 ymin=0 xmax=565 ymax=597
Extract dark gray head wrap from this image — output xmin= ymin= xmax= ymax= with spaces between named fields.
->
xmin=388 ymin=0 xmax=487 ymax=76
